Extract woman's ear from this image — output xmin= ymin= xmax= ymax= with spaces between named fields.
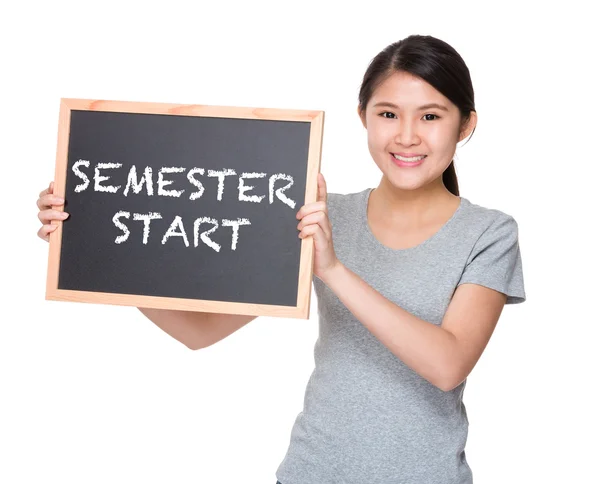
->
xmin=459 ymin=110 xmax=477 ymax=142
xmin=357 ymin=105 xmax=367 ymax=129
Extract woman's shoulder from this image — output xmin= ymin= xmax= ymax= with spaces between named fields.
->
xmin=326 ymin=188 xmax=371 ymax=208
xmin=459 ymin=196 xmax=520 ymax=240
xmin=326 ymin=188 xmax=371 ymax=223
xmin=461 ymin=196 xmax=519 ymax=224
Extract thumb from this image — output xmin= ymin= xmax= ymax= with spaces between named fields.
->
xmin=317 ymin=173 xmax=327 ymax=203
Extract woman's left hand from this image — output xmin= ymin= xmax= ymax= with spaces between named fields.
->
xmin=296 ymin=173 xmax=341 ymax=282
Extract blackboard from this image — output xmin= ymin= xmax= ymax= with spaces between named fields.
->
xmin=46 ymin=98 xmax=324 ymax=319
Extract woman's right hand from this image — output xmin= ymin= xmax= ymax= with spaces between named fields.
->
xmin=37 ymin=181 xmax=69 ymax=242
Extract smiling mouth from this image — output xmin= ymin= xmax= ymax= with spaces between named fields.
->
xmin=391 ymin=153 xmax=427 ymax=162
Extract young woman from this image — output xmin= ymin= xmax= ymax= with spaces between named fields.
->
xmin=37 ymin=34 xmax=526 ymax=484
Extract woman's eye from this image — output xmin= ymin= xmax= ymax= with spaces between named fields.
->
xmin=378 ymin=112 xmax=439 ymax=120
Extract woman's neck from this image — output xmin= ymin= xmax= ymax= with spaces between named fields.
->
xmin=370 ymin=177 xmax=459 ymax=226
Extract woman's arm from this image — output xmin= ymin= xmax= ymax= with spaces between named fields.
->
xmin=296 ymin=175 xmax=506 ymax=392
xmin=138 ymin=308 xmax=257 ymax=350
xmin=321 ymin=264 xmax=505 ymax=392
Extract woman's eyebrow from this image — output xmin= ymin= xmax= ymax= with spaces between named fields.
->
xmin=372 ymin=101 xmax=449 ymax=112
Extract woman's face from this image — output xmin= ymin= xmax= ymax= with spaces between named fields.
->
xmin=360 ymin=71 xmax=474 ymax=192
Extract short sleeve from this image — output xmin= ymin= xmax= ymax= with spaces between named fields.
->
xmin=457 ymin=213 xmax=526 ymax=304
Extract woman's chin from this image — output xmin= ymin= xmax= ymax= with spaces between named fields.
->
xmin=381 ymin=169 xmax=444 ymax=192
xmin=383 ymin=176 xmax=423 ymax=191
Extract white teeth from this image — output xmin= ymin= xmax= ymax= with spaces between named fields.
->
xmin=393 ymin=154 xmax=426 ymax=162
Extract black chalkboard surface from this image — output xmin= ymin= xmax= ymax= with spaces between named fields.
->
xmin=46 ymin=99 xmax=324 ymax=319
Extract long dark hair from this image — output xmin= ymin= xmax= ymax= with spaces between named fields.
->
xmin=358 ymin=35 xmax=476 ymax=196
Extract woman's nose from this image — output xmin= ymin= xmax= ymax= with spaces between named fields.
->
xmin=394 ymin=122 xmax=420 ymax=145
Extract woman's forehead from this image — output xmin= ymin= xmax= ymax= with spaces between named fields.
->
xmin=369 ymin=73 xmax=452 ymax=111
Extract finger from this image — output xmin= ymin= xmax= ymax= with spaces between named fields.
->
xmin=297 ymin=211 xmax=331 ymax=240
xmin=317 ymin=173 xmax=327 ymax=203
xmin=296 ymin=200 xmax=327 ymax=220
xmin=37 ymin=224 xmax=58 ymax=242
xmin=38 ymin=209 xmax=69 ymax=224
xmin=39 ymin=181 xmax=56 ymax=199
xmin=37 ymin=194 xmax=64 ymax=210
xmin=299 ymin=223 xmax=329 ymax=251
xmin=39 ymin=181 xmax=54 ymax=198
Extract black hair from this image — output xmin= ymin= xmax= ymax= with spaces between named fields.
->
xmin=358 ymin=35 xmax=476 ymax=196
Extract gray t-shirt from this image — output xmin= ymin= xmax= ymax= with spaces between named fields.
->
xmin=275 ymin=188 xmax=526 ymax=484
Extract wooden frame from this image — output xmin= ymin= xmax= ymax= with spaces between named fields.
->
xmin=45 ymin=98 xmax=324 ymax=319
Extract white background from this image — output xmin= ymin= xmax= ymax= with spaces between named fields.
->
xmin=2 ymin=1 xmax=598 ymax=483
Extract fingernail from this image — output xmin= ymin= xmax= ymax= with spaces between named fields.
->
xmin=60 ymin=212 xmax=69 ymax=218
